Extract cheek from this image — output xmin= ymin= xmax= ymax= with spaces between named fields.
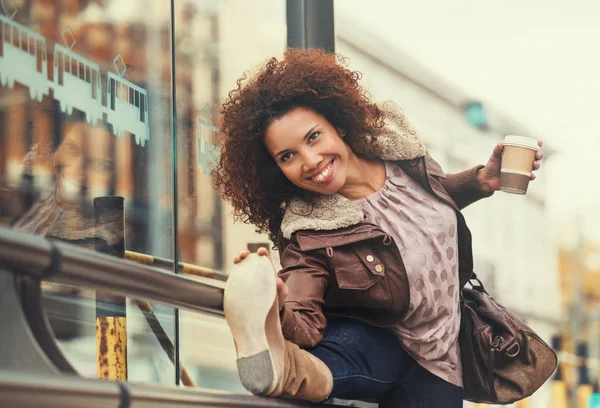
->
xmin=279 ymin=165 xmax=302 ymax=185
xmin=335 ymin=138 xmax=349 ymax=155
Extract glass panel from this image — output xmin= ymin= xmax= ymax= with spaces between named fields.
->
xmin=0 ymin=1 xmax=176 ymax=386
xmin=175 ymin=0 xmax=286 ymax=390
xmin=43 ymin=285 xmax=175 ymax=383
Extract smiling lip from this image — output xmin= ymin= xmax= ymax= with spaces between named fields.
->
xmin=307 ymin=159 xmax=334 ymax=184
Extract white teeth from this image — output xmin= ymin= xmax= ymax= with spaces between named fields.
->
xmin=312 ymin=162 xmax=333 ymax=182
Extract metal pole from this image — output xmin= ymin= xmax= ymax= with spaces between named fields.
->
xmin=170 ymin=0 xmax=181 ymax=386
xmin=286 ymin=0 xmax=335 ymax=52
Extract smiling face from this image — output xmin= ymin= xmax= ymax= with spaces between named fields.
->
xmin=263 ymin=107 xmax=353 ymax=195
xmin=53 ymin=122 xmax=114 ymax=208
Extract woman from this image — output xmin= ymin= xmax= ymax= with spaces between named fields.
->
xmin=13 ymin=118 xmax=119 ymax=249
xmin=214 ymin=49 xmax=543 ymax=407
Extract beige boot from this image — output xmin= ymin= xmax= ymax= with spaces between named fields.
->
xmin=224 ymin=253 xmax=333 ymax=402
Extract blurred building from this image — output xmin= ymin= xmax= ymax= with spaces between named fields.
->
xmin=557 ymin=240 xmax=600 ymax=393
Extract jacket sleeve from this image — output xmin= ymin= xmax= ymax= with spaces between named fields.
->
xmin=441 ymin=165 xmax=494 ymax=210
xmin=277 ymin=238 xmax=330 ymax=349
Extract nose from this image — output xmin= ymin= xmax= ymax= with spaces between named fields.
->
xmin=301 ymin=150 xmax=323 ymax=174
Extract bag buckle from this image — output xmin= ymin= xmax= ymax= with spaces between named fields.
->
xmin=491 ymin=335 xmax=521 ymax=357
xmin=506 ymin=342 xmax=521 ymax=357
xmin=491 ymin=335 xmax=504 ymax=349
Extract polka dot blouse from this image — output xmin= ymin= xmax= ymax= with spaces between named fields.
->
xmin=353 ymin=161 xmax=463 ymax=388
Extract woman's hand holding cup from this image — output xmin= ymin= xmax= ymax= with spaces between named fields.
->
xmin=477 ymin=137 xmax=543 ymax=194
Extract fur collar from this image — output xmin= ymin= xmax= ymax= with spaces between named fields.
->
xmin=281 ymin=102 xmax=426 ymax=239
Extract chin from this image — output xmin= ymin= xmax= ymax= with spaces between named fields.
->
xmin=313 ymin=181 xmax=344 ymax=195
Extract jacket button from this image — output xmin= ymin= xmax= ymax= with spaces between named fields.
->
xmin=366 ymin=255 xmax=374 ymax=263
xmin=375 ymin=265 xmax=384 ymax=273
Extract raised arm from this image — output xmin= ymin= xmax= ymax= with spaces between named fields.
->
xmin=439 ymin=140 xmax=544 ymax=209
xmin=441 ymin=165 xmax=494 ymax=210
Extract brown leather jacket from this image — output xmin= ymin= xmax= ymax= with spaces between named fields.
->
xmin=277 ymin=154 xmax=493 ymax=349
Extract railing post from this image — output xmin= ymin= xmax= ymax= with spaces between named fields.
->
xmin=94 ymin=197 xmax=127 ymax=380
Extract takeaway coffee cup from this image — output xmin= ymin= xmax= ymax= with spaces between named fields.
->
xmin=500 ymin=135 xmax=540 ymax=195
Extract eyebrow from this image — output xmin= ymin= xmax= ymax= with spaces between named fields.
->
xmin=274 ymin=125 xmax=319 ymax=158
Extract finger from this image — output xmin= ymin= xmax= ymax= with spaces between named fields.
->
xmin=239 ymin=250 xmax=250 ymax=260
xmin=532 ymin=161 xmax=540 ymax=170
xmin=530 ymin=173 xmax=536 ymax=181
xmin=256 ymin=247 xmax=270 ymax=257
xmin=278 ymin=281 xmax=289 ymax=297
xmin=494 ymin=142 xmax=504 ymax=155
xmin=276 ymin=278 xmax=288 ymax=295
xmin=538 ymin=140 xmax=543 ymax=147
xmin=536 ymin=151 xmax=543 ymax=160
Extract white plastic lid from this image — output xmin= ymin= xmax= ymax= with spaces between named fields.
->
xmin=502 ymin=135 xmax=540 ymax=151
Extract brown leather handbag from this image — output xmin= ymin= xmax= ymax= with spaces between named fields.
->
xmin=459 ymin=274 xmax=558 ymax=404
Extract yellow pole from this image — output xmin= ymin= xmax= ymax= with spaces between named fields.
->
xmin=94 ymin=197 xmax=127 ymax=380
xmin=125 ymin=250 xmax=227 ymax=281
xmin=96 ymin=315 xmax=127 ymax=379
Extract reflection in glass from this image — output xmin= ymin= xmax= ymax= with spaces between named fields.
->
xmin=0 ymin=0 xmax=176 ymax=386
xmin=175 ymin=3 xmax=223 ymax=277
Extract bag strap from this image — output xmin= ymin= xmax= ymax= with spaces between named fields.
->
xmin=488 ymin=350 xmax=497 ymax=401
xmin=465 ymin=271 xmax=488 ymax=294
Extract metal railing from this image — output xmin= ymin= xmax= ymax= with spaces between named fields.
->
xmin=0 ymin=227 xmax=224 ymax=315
xmin=0 ymin=370 xmax=326 ymax=408
xmin=0 ymin=227 xmax=373 ymax=407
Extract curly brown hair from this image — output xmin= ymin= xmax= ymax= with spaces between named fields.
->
xmin=212 ymin=48 xmax=385 ymax=245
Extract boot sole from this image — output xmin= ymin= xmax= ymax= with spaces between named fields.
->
xmin=224 ymin=253 xmax=283 ymax=395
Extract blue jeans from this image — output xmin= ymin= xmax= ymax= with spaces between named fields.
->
xmin=309 ymin=318 xmax=463 ymax=408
